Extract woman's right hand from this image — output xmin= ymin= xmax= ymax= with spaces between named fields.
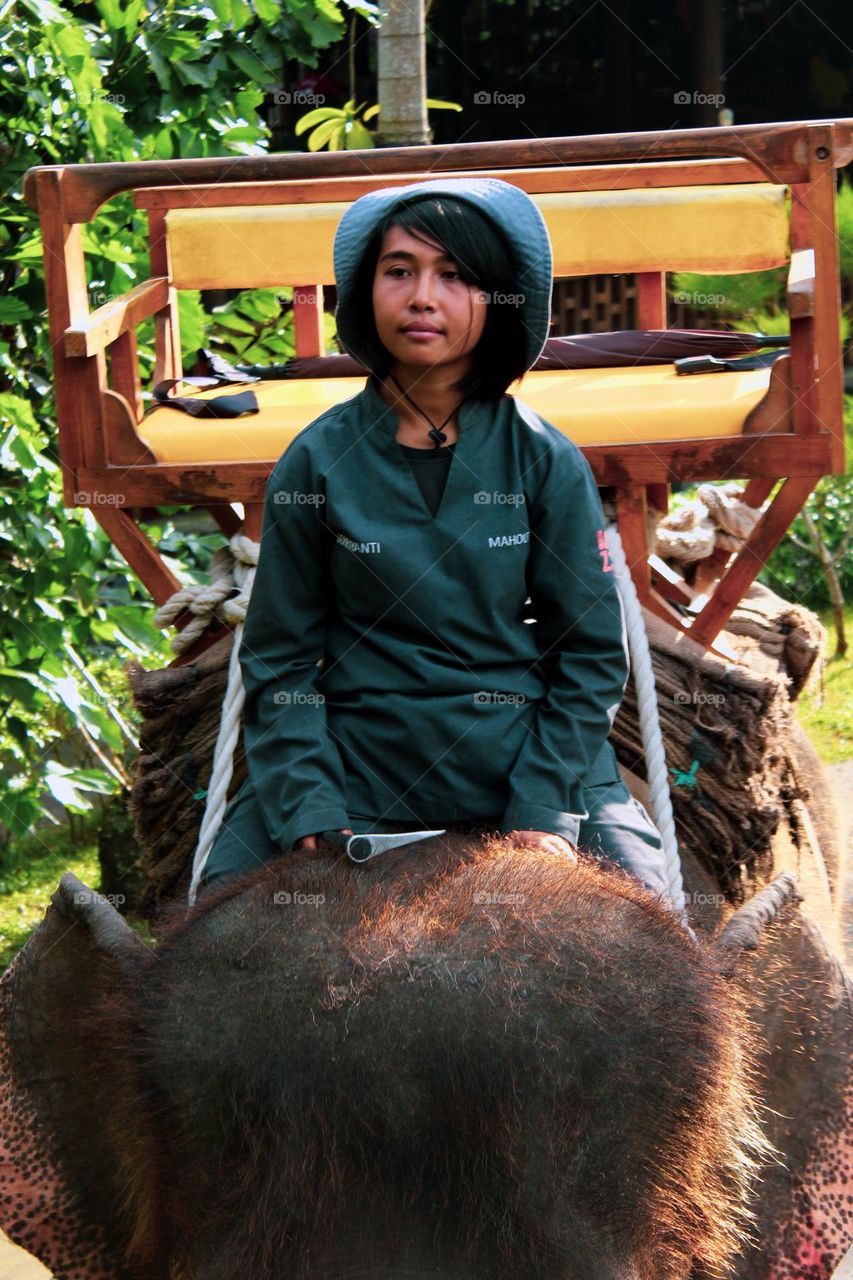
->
xmin=295 ymin=828 xmax=353 ymax=853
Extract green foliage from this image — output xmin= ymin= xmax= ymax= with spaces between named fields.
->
xmin=795 ymin=605 xmax=853 ymax=764
xmin=670 ymin=268 xmax=787 ymax=321
xmin=836 ymin=176 xmax=853 ymax=280
xmin=0 ymin=838 xmax=101 ymax=969
xmin=731 ymin=309 xmax=851 ymax=346
xmin=759 ymin=397 xmax=853 ymax=613
xmin=0 ymin=0 xmax=346 ymax=857
xmin=0 ymin=833 xmax=156 ymax=969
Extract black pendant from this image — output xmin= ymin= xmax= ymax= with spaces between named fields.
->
xmin=428 ymin=427 xmax=448 ymax=446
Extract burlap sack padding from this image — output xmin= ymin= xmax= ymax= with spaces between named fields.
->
xmin=127 ymin=583 xmax=828 ymax=916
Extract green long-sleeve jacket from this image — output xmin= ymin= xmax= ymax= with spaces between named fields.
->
xmin=238 ymin=372 xmax=630 ymax=851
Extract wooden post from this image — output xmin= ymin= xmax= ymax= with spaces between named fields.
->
xmin=35 ymin=170 xmax=108 ymax=501
xmin=690 ymin=475 xmax=819 ymax=647
xmin=148 ymin=209 xmax=182 ymax=386
xmin=293 ymin=285 xmax=325 ymax=357
xmin=635 ymin=272 xmax=667 ymax=328
xmin=790 ymin=125 xmax=846 ymax=474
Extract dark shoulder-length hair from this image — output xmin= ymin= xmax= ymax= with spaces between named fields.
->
xmin=344 ymin=194 xmax=531 ymax=403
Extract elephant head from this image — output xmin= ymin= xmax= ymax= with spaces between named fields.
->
xmin=0 ymin=833 xmax=849 ymax=1280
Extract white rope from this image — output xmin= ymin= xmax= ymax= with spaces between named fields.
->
xmin=159 ymin=525 xmax=689 ymax=927
xmin=605 ymin=525 xmax=690 ymax=930
xmin=152 ymin=532 xmax=259 ymax=907
xmin=154 ymin=533 xmax=259 ymax=656
xmin=653 ymin=482 xmax=764 ymax=565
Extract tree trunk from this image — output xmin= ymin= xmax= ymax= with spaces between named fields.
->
xmin=374 ymin=0 xmax=431 ymax=147
xmin=801 ymin=509 xmax=848 ymax=657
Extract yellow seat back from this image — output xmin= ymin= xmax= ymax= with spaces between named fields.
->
xmin=165 ymin=183 xmax=790 ymax=290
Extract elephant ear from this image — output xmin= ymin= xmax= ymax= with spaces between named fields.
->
xmin=0 ymin=872 xmax=156 ymax=1279
xmin=712 ymin=873 xmax=853 ymax=1279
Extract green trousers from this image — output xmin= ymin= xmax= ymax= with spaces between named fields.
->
xmin=199 ymin=774 xmax=674 ymax=902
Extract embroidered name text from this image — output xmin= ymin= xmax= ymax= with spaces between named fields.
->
xmin=337 ymin=532 xmax=381 ymax=554
xmin=488 ymin=531 xmax=530 ymax=548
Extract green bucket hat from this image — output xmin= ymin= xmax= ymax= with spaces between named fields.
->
xmin=332 ymin=177 xmax=554 ymax=373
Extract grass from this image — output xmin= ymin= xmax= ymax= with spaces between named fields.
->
xmin=794 ymin=604 xmax=853 ymax=765
xmin=0 ymin=828 xmax=154 ymax=971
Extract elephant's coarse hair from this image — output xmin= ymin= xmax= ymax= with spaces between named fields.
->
xmin=88 ymin=832 xmax=773 ymax=1280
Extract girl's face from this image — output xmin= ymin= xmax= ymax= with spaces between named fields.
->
xmin=371 ymin=224 xmax=488 ymax=379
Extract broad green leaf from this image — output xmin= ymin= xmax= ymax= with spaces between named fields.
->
xmin=44 ymin=771 xmax=95 ymax=812
xmin=105 ymin=605 xmax=166 ymax=649
xmin=123 ymin=0 xmax=144 ymax=35
xmin=425 ymin=98 xmax=462 ymax=111
xmin=0 ymin=298 xmax=32 ymax=322
xmin=344 ymin=119 xmax=374 ymax=149
xmin=253 ymin=0 xmax=280 ymax=23
xmin=294 ymin=106 xmax=342 ymax=135
xmin=307 ymin=117 xmax=343 ymax=151
xmin=77 ymin=703 xmax=124 ymax=752
xmin=94 ymin=0 xmax=122 ymax=27
xmin=152 ymin=126 xmax=174 ymax=160
xmin=228 ymin=46 xmax=272 ymax=83
xmin=176 ymin=59 xmax=217 ymax=89
xmin=176 ymin=290 xmax=207 ymax=354
xmin=207 ymin=0 xmax=232 ymax=21
xmin=230 ymin=0 xmax=252 ymax=28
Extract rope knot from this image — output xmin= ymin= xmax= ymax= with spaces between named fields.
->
xmin=154 ymin=531 xmax=260 ymax=655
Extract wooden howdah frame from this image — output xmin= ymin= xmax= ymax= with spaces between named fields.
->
xmin=23 ymin=120 xmax=852 ymax=661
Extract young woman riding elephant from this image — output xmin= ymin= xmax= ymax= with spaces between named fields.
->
xmin=198 ymin=176 xmax=685 ymax=927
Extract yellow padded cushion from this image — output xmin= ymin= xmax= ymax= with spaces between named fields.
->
xmin=139 ymin=365 xmax=773 ymax=464
xmin=165 ymin=183 xmax=789 ymax=289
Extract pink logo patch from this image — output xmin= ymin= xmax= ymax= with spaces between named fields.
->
xmin=597 ymin=529 xmax=614 ymax=572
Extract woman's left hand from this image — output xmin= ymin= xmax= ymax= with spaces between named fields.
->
xmin=507 ymin=830 xmax=577 ymax=858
